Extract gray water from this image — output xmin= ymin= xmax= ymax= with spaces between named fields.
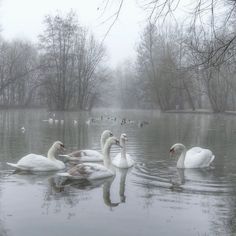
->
xmin=0 ymin=109 xmax=236 ymax=236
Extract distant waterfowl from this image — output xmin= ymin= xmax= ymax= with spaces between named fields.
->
xmin=73 ymin=120 xmax=78 ymax=125
xmin=138 ymin=121 xmax=149 ymax=128
xmin=7 ymin=141 xmax=66 ymax=171
xmin=58 ymin=137 xmax=121 ymax=180
xmin=43 ymin=118 xmax=54 ymax=124
xmin=169 ymin=143 xmax=215 ymax=168
xmin=86 ymin=118 xmax=92 ymax=125
xmin=59 ymin=130 xmax=113 ymax=162
xmin=21 ymin=127 xmax=25 ymax=133
xmin=112 ymin=133 xmax=134 ymax=168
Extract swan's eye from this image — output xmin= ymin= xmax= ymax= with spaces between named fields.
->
xmin=170 ymin=148 xmax=174 ymax=153
xmin=110 ymin=132 xmax=113 ymax=136
xmin=60 ymin=144 xmax=65 ymax=148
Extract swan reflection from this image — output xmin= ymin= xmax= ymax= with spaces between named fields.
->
xmin=49 ymin=167 xmax=130 ymax=208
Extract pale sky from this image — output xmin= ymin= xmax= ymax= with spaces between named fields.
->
xmin=0 ymin=0 xmax=147 ymax=67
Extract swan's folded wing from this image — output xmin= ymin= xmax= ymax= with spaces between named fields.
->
xmin=185 ymin=148 xmax=214 ymax=168
xmin=16 ymin=154 xmax=60 ymax=171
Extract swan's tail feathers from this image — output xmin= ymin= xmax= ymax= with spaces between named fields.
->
xmin=6 ymin=162 xmax=18 ymax=169
xmin=57 ymin=172 xmax=71 ymax=177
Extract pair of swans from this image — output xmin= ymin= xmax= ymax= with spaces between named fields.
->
xmin=58 ymin=133 xmax=134 ymax=180
xmin=58 ymin=136 xmax=121 ymax=180
xmin=61 ymin=131 xmax=134 ymax=169
xmin=59 ymin=130 xmax=113 ymax=162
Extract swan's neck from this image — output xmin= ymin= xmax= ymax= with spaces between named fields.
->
xmin=47 ymin=146 xmax=57 ymax=161
xmin=101 ymin=135 xmax=106 ymax=151
xmin=177 ymin=148 xmax=187 ymax=168
xmin=120 ymin=139 xmax=126 ymax=159
xmin=102 ymin=142 xmax=112 ymax=168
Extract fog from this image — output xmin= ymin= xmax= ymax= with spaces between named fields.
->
xmin=0 ymin=0 xmax=235 ymax=112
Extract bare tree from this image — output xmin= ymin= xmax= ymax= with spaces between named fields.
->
xmin=39 ymin=11 xmax=106 ymax=111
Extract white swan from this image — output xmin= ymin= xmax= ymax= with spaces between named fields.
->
xmin=112 ymin=133 xmax=134 ymax=168
xmin=169 ymin=143 xmax=215 ymax=168
xmin=7 ymin=141 xmax=66 ymax=171
xmin=58 ymin=137 xmax=120 ymax=180
xmin=60 ymin=130 xmax=113 ymax=162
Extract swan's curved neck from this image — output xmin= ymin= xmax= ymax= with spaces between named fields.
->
xmin=102 ymin=142 xmax=112 ymax=168
xmin=120 ymin=139 xmax=126 ymax=159
xmin=101 ymin=135 xmax=107 ymax=151
xmin=47 ymin=146 xmax=57 ymax=161
xmin=177 ymin=147 xmax=187 ymax=168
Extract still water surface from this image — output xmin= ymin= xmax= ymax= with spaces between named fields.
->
xmin=0 ymin=109 xmax=236 ymax=236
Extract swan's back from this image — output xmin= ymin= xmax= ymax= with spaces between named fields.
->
xmin=185 ymin=147 xmax=215 ymax=168
xmin=8 ymin=154 xmax=64 ymax=171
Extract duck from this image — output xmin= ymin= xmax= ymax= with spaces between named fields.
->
xmin=57 ymin=137 xmax=121 ymax=180
xmin=21 ymin=127 xmax=25 ymax=133
xmin=112 ymin=133 xmax=134 ymax=168
xmin=59 ymin=130 xmax=113 ymax=162
xmin=7 ymin=141 xmax=66 ymax=171
xmin=169 ymin=143 xmax=215 ymax=168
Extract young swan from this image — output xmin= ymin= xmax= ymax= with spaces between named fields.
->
xmin=112 ymin=133 xmax=134 ymax=168
xmin=7 ymin=141 xmax=66 ymax=171
xmin=59 ymin=130 xmax=113 ymax=162
xmin=58 ymin=137 xmax=121 ymax=180
xmin=170 ymin=143 xmax=215 ymax=169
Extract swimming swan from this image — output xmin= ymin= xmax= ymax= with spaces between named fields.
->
xmin=59 ymin=130 xmax=113 ymax=162
xmin=169 ymin=143 xmax=215 ymax=168
xmin=112 ymin=133 xmax=134 ymax=168
xmin=7 ymin=141 xmax=66 ymax=171
xmin=58 ymin=137 xmax=121 ymax=180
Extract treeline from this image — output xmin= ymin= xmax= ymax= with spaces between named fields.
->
xmin=112 ymin=22 xmax=236 ymax=112
xmin=1 ymin=3 xmax=236 ymax=113
xmin=111 ymin=0 xmax=236 ymax=113
xmin=0 ymin=11 xmax=107 ymax=110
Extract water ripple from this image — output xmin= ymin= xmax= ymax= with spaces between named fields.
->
xmin=132 ymin=159 xmax=235 ymax=196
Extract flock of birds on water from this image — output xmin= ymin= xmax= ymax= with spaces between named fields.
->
xmin=7 ymin=118 xmax=215 ymax=182
xmin=39 ymin=114 xmax=150 ymax=128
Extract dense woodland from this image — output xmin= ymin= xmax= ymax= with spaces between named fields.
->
xmin=1 ymin=1 xmax=236 ymax=112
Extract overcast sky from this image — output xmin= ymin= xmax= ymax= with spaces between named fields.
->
xmin=0 ymin=0 xmax=148 ymax=67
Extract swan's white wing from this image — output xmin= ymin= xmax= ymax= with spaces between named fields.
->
xmin=185 ymin=147 xmax=214 ymax=168
xmin=60 ymin=150 xmax=103 ymax=162
xmin=112 ymin=153 xmax=134 ymax=168
xmin=80 ymin=150 xmax=103 ymax=161
xmin=82 ymin=150 xmax=102 ymax=158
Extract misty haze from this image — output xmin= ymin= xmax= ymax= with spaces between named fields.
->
xmin=0 ymin=0 xmax=236 ymax=236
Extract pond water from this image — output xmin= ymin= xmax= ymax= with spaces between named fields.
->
xmin=0 ymin=109 xmax=236 ymax=236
